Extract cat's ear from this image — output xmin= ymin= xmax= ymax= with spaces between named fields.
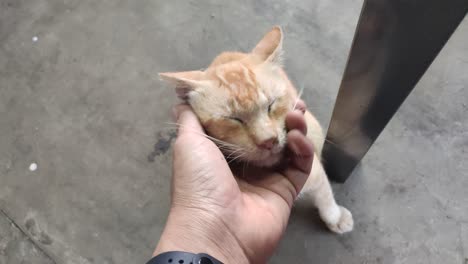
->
xmin=159 ymin=71 xmax=206 ymax=100
xmin=251 ymin=26 xmax=283 ymax=65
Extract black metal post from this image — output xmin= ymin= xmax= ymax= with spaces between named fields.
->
xmin=323 ymin=0 xmax=467 ymax=182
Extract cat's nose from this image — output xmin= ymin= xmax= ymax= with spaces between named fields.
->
xmin=257 ymin=138 xmax=278 ymax=150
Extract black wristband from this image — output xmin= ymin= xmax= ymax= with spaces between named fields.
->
xmin=146 ymin=251 xmax=224 ymax=264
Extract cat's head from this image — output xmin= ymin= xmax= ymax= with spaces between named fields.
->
xmin=160 ymin=27 xmax=296 ymax=167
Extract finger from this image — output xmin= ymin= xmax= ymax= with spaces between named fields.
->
xmin=294 ymin=99 xmax=307 ymax=113
xmin=287 ymin=130 xmax=314 ymax=173
xmin=284 ymin=129 xmax=314 ymax=194
xmin=286 ymin=110 xmax=307 ymax=135
xmin=173 ymin=104 xmax=204 ymax=136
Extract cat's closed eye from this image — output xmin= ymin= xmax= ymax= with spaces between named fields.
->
xmin=268 ymin=99 xmax=277 ymax=113
xmin=226 ymin=116 xmax=244 ymax=124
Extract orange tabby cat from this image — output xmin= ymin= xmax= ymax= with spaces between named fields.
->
xmin=160 ymin=27 xmax=353 ymax=234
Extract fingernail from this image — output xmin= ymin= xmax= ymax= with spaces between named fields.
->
xmin=293 ymin=109 xmax=304 ymax=116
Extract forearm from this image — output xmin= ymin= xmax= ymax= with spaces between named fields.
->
xmin=154 ymin=208 xmax=250 ymax=264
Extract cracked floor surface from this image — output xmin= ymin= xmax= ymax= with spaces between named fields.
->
xmin=0 ymin=209 xmax=54 ymax=264
xmin=1 ymin=0 xmax=467 ymax=263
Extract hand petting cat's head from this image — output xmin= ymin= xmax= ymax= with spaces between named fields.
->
xmin=161 ymin=27 xmax=296 ymax=167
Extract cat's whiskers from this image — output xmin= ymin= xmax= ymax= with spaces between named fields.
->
xmin=292 ymin=83 xmax=305 ymax=110
xmin=323 ymin=138 xmax=338 ymax=146
xmin=226 ymin=149 xmax=250 ymax=164
xmin=213 ymin=142 xmax=253 ymax=162
xmin=164 ymin=122 xmax=248 ymax=154
xmin=226 ymin=148 xmax=244 ymax=160
xmin=165 ymin=122 xmax=238 ymax=147
xmin=227 ymin=152 xmax=247 ymax=164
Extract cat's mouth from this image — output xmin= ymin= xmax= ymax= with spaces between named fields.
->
xmin=254 ymin=153 xmax=283 ymax=167
xmin=248 ymin=145 xmax=286 ymax=167
xmin=223 ymin=145 xmax=285 ymax=167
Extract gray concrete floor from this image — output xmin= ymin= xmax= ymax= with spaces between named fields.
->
xmin=0 ymin=0 xmax=467 ymax=263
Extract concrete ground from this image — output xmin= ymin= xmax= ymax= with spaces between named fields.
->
xmin=1 ymin=0 xmax=467 ymax=263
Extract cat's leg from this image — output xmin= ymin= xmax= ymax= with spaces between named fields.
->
xmin=302 ymin=155 xmax=354 ymax=234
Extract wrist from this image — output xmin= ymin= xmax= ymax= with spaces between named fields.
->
xmin=154 ymin=207 xmax=249 ymax=264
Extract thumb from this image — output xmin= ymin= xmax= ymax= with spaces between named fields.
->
xmin=283 ymin=111 xmax=314 ymax=194
xmin=173 ymin=104 xmax=204 ymax=137
xmin=283 ymin=130 xmax=314 ymax=194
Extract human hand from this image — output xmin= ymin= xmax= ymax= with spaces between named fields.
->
xmin=154 ymin=101 xmax=313 ymax=263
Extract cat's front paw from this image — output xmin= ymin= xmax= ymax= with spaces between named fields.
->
xmin=325 ymin=206 xmax=354 ymax=234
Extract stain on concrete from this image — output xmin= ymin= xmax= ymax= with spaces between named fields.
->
xmin=38 ymin=232 xmax=53 ymax=245
xmin=1 ymin=1 xmax=18 ymax=8
xmin=13 ymin=135 xmax=32 ymax=156
xmin=147 ymin=130 xmax=177 ymax=162
xmin=24 ymin=218 xmax=53 ymax=245
xmin=0 ymin=211 xmax=55 ymax=263
xmin=336 ymin=235 xmax=355 ymax=252
xmin=384 ymin=183 xmax=407 ymax=195
xmin=103 ymin=256 xmax=115 ymax=264
xmin=24 ymin=218 xmax=37 ymax=236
